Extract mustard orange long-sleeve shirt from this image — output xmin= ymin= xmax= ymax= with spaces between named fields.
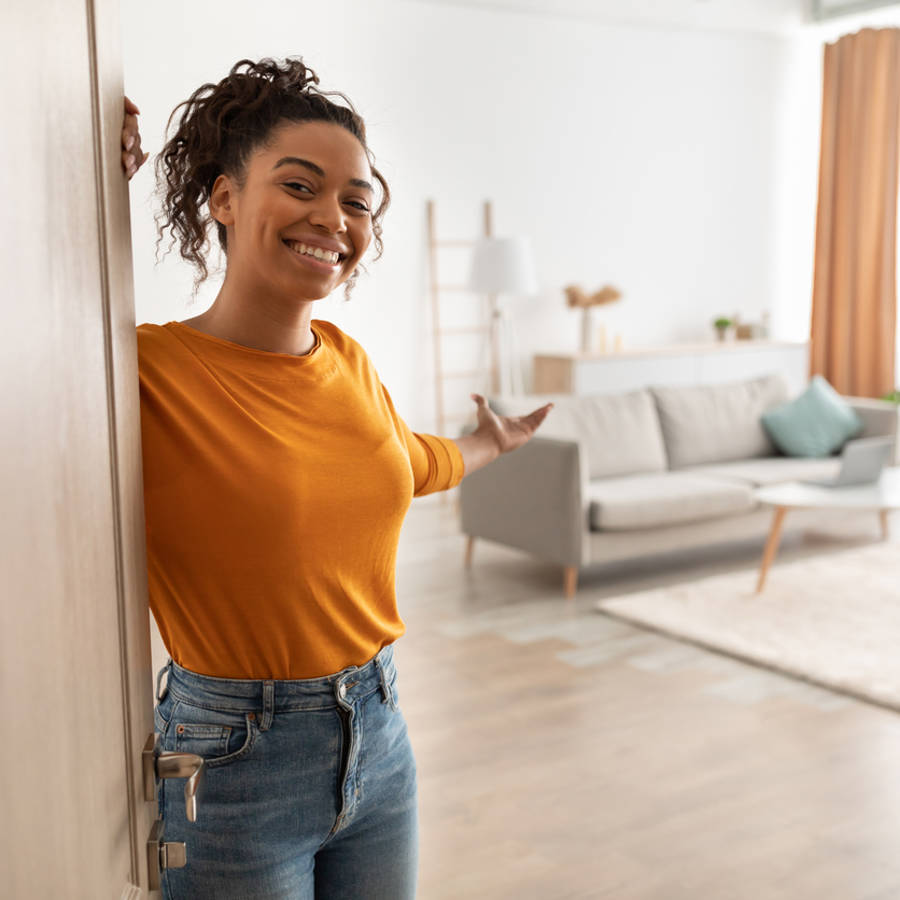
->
xmin=137 ymin=319 xmax=464 ymax=678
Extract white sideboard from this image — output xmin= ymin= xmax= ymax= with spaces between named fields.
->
xmin=532 ymin=341 xmax=810 ymax=396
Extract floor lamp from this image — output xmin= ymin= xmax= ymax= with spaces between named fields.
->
xmin=467 ymin=237 xmax=538 ymax=396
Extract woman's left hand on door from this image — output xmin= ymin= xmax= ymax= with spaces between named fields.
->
xmin=121 ymin=96 xmax=149 ymax=181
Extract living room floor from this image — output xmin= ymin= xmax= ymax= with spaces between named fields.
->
xmin=397 ymin=495 xmax=900 ymax=900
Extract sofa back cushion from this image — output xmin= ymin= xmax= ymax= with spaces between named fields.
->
xmin=651 ymin=374 xmax=789 ymax=469
xmin=491 ymin=389 xmax=667 ymax=479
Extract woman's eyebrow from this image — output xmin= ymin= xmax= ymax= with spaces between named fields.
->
xmin=273 ymin=156 xmax=374 ymax=192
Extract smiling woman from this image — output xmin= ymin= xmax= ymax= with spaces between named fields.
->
xmin=126 ymin=56 xmax=551 ymax=899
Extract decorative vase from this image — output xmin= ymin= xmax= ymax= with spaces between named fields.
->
xmin=580 ymin=308 xmax=593 ymax=353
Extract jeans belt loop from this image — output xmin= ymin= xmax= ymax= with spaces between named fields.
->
xmin=155 ymin=658 xmax=172 ymax=703
xmin=376 ymin=656 xmax=397 ymax=710
xmin=260 ymin=681 xmax=275 ymax=732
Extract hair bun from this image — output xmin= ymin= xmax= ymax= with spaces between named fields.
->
xmin=227 ymin=57 xmax=321 ymax=95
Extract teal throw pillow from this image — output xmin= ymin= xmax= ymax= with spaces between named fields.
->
xmin=761 ymin=375 xmax=863 ymax=457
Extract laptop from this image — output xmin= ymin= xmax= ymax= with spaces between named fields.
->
xmin=803 ymin=435 xmax=895 ymax=488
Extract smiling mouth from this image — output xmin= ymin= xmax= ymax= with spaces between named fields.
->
xmin=283 ymin=240 xmax=346 ymax=266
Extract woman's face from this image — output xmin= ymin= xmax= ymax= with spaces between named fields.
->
xmin=210 ymin=120 xmax=375 ymax=302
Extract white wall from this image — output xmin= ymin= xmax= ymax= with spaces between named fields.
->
xmin=123 ymin=0 xmax=816 ymax=429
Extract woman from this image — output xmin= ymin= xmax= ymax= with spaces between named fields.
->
xmin=123 ymin=57 xmax=551 ymax=899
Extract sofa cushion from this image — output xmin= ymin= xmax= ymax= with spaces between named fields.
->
xmin=761 ymin=375 xmax=863 ymax=457
xmin=651 ymin=374 xmax=789 ymax=469
xmin=491 ymin=390 xmax=667 ymax=480
xmin=587 ymin=473 xmax=756 ymax=532
xmin=684 ymin=457 xmax=842 ymax=487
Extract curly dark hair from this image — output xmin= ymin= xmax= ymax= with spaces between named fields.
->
xmin=155 ymin=57 xmax=390 ymax=297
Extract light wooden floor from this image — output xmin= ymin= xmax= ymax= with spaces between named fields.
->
xmin=395 ymin=498 xmax=900 ymax=900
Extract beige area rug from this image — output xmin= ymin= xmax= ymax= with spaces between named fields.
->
xmin=596 ymin=542 xmax=900 ymax=712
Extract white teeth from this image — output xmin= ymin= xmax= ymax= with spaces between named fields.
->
xmin=287 ymin=241 xmax=340 ymax=264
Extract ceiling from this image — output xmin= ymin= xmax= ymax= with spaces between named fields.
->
xmin=407 ymin=0 xmax=900 ymax=35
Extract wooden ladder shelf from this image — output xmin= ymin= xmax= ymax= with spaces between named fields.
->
xmin=426 ymin=199 xmax=494 ymax=436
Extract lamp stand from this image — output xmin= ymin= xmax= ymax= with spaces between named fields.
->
xmin=489 ymin=294 xmax=524 ymax=396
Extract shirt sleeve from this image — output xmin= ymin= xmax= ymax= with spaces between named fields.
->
xmin=381 ymin=384 xmax=465 ymax=496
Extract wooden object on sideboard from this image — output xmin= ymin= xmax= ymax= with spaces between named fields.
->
xmin=532 ymin=341 xmax=810 ymax=395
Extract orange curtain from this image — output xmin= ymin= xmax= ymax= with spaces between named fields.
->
xmin=810 ymin=28 xmax=900 ymax=398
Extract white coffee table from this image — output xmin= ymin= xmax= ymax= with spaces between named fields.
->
xmin=753 ymin=467 xmax=900 ymax=593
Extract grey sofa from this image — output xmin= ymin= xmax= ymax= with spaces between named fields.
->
xmin=459 ymin=374 xmax=900 ymax=597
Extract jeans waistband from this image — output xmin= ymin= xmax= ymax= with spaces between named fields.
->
xmin=155 ymin=643 xmax=398 ymax=720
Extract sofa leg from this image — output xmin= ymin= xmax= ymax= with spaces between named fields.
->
xmin=563 ymin=566 xmax=578 ymax=598
xmin=464 ymin=536 xmax=475 ymax=568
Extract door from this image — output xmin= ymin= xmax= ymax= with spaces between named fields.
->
xmin=0 ymin=0 xmax=158 ymax=895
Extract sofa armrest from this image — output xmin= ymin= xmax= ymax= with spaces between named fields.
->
xmin=846 ymin=397 xmax=900 ymax=461
xmin=459 ymin=436 xmax=590 ymax=568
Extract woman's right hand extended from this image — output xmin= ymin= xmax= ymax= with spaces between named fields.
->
xmin=121 ymin=96 xmax=149 ymax=181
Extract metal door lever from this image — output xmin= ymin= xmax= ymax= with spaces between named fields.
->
xmin=142 ymin=733 xmax=206 ymax=821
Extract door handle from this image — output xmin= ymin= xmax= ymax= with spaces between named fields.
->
xmin=142 ymin=733 xmax=206 ymax=822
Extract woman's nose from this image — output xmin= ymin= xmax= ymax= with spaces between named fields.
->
xmin=307 ymin=195 xmax=346 ymax=233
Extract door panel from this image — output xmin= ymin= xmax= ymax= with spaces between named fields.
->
xmin=0 ymin=0 xmax=155 ymax=895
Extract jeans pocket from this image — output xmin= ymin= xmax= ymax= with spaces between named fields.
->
xmin=175 ymin=723 xmax=232 ymax=757
xmin=169 ymin=703 xmax=258 ymax=769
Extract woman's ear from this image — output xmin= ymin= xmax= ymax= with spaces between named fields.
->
xmin=209 ymin=174 xmax=236 ymax=227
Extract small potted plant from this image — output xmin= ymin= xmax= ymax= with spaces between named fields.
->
xmin=713 ymin=317 xmax=733 ymax=342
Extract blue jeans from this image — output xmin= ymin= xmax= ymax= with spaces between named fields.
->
xmin=153 ymin=643 xmax=418 ymax=898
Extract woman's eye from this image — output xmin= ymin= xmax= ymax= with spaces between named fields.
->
xmin=285 ymin=182 xmax=312 ymax=194
xmin=346 ymin=200 xmax=371 ymax=212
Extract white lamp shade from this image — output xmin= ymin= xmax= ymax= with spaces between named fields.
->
xmin=467 ymin=237 xmax=538 ymax=295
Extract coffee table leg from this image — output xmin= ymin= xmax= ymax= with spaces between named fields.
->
xmin=880 ymin=509 xmax=890 ymax=540
xmin=757 ymin=506 xmax=788 ymax=594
